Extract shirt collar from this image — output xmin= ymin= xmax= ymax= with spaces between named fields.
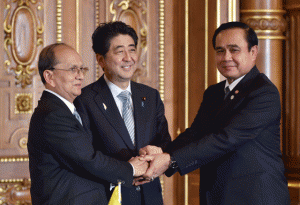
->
xmin=45 ymin=89 xmax=75 ymax=113
xmin=104 ymin=74 xmax=132 ymax=98
xmin=224 ymin=75 xmax=245 ymax=92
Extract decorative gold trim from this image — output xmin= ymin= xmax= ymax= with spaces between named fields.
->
xmin=216 ymin=0 xmax=221 ymax=83
xmin=95 ymin=0 xmax=100 ymax=80
xmin=288 ymin=181 xmax=300 ymax=188
xmin=0 ymin=178 xmax=31 ymax=183
xmin=205 ymin=0 xmax=208 ymax=89
xmin=56 ymin=0 xmax=62 ymax=43
xmin=158 ymin=0 xmax=165 ymax=199
xmin=110 ymin=0 xmax=117 ymax=22
xmin=76 ymin=0 xmax=80 ymax=53
xmin=0 ymin=157 xmax=29 ymax=163
xmin=15 ymin=93 xmax=33 ymax=114
xmin=185 ymin=0 xmax=189 ymax=203
xmin=118 ymin=0 xmax=130 ymax=10
xmin=19 ymin=137 xmax=28 ymax=149
xmin=258 ymin=36 xmax=286 ymax=40
xmin=240 ymin=9 xmax=286 ymax=14
xmin=184 ymin=175 xmax=188 ymax=205
xmin=228 ymin=0 xmax=237 ymax=22
xmin=159 ymin=0 xmax=165 ymax=102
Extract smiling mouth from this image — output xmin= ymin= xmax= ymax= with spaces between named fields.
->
xmin=121 ymin=65 xmax=134 ymax=70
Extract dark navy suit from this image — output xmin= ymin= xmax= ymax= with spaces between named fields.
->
xmin=166 ymin=66 xmax=290 ymax=205
xmin=75 ymin=75 xmax=171 ymax=205
xmin=28 ymin=91 xmax=134 ymax=205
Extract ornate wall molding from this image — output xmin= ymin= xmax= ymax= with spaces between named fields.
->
xmin=0 ymin=179 xmax=31 ymax=204
xmin=240 ymin=10 xmax=287 ymax=39
xmin=158 ymin=0 xmax=164 ymax=101
xmin=3 ymin=0 xmax=44 ymax=88
xmin=56 ymin=0 xmax=62 ymax=42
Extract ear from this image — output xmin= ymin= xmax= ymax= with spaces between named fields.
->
xmin=43 ymin=70 xmax=55 ymax=87
xmin=96 ymin=54 xmax=105 ymax=69
xmin=250 ymin=45 xmax=258 ymax=60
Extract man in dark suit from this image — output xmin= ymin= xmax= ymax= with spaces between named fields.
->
xmin=74 ymin=21 xmax=171 ymax=205
xmin=141 ymin=22 xmax=290 ymax=204
xmin=28 ymin=43 xmax=151 ymax=205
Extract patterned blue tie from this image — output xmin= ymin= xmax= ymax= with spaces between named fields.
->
xmin=117 ymin=91 xmax=135 ymax=145
xmin=224 ymin=86 xmax=230 ymax=100
xmin=73 ymin=109 xmax=83 ymax=125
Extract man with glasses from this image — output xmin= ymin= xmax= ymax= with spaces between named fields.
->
xmin=28 ymin=43 xmax=152 ymax=205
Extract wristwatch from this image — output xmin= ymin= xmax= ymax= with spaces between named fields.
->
xmin=169 ymin=155 xmax=178 ymax=169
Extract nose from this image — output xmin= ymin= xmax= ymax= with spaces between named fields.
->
xmin=123 ymin=50 xmax=132 ymax=61
xmin=224 ymin=50 xmax=232 ymax=61
xmin=76 ymin=70 xmax=84 ymax=80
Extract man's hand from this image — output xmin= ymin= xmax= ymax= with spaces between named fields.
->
xmin=139 ymin=145 xmax=162 ymax=156
xmin=128 ymin=155 xmax=153 ymax=177
xmin=143 ymin=153 xmax=171 ymax=180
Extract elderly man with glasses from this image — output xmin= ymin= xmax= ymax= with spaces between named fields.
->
xmin=27 ymin=43 xmax=151 ymax=205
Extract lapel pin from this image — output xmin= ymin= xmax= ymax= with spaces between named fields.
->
xmin=142 ymin=97 xmax=146 ymax=101
xmin=235 ymin=90 xmax=239 ymax=94
xmin=103 ymin=103 xmax=107 ymax=110
xmin=230 ymin=95 xmax=234 ymax=100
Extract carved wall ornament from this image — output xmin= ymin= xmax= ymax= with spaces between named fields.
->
xmin=0 ymin=179 xmax=31 ymax=205
xmin=15 ymin=93 xmax=33 ymax=114
xmin=240 ymin=10 xmax=287 ymax=39
xmin=4 ymin=0 xmax=44 ymax=88
xmin=109 ymin=0 xmax=148 ymax=80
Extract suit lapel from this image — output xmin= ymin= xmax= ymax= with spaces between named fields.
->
xmin=131 ymin=82 xmax=149 ymax=151
xmin=215 ymin=66 xmax=260 ymax=119
xmin=92 ymin=76 xmax=135 ymax=150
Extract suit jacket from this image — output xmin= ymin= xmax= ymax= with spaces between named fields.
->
xmin=28 ymin=91 xmax=134 ymax=205
xmin=74 ymin=75 xmax=171 ymax=205
xmin=166 ymin=66 xmax=290 ymax=205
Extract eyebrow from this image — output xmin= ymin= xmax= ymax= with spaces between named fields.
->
xmin=114 ymin=44 xmax=136 ymax=50
xmin=215 ymin=44 xmax=240 ymax=50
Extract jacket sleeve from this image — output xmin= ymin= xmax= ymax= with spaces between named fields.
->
xmin=169 ymin=82 xmax=281 ymax=176
xmin=43 ymin=109 xmax=134 ymax=187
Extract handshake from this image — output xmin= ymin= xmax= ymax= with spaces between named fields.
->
xmin=128 ymin=145 xmax=171 ymax=186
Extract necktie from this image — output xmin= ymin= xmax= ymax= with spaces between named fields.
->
xmin=224 ymin=86 xmax=230 ymax=100
xmin=73 ymin=109 xmax=83 ymax=125
xmin=117 ymin=91 xmax=135 ymax=145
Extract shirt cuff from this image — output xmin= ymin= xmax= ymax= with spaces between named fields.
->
xmin=129 ymin=162 xmax=135 ymax=176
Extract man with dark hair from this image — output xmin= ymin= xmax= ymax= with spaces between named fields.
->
xmin=141 ymin=21 xmax=290 ymax=204
xmin=28 ymin=43 xmax=150 ymax=205
xmin=75 ymin=21 xmax=171 ymax=205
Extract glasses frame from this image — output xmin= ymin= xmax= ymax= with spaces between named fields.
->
xmin=51 ymin=66 xmax=89 ymax=75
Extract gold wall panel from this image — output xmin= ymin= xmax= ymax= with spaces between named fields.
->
xmin=4 ymin=0 xmax=44 ymax=88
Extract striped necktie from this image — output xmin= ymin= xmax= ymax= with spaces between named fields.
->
xmin=117 ymin=91 xmax=135 ymax=145
xmin=224 ymin=86 xmax=230 ymax=100
xmin=73 ymin=109 xmax=83 ymax=125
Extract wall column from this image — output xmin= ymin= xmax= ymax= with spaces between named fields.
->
xmin=240 ymin=1 xmax=286 ymax=96
xmin=283 ymin=0 xmax=300 ymax=204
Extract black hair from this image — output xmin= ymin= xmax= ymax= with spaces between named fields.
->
xmin=212 ymin=21 xmax=258 ymax=51
xmin=92 ymin=21 xmax=138 ymax=56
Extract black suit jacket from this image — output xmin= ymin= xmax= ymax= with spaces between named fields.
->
xmin=75 ymin=75 xmax=171 ymax=205
xmin=166 ymin=66 xmax=290 ymax=205
xmin=28 ymin=91 xmax=134 ymax=205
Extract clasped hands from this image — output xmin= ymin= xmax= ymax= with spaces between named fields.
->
xmin=128 ymin=145 xmax=171 ymax=186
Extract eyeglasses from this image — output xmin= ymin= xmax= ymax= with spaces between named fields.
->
xmin=52 ymin=67 xmax=89 ymax=75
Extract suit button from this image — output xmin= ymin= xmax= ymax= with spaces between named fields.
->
xmin=136 ymin=186 xmax=141 ymax=191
